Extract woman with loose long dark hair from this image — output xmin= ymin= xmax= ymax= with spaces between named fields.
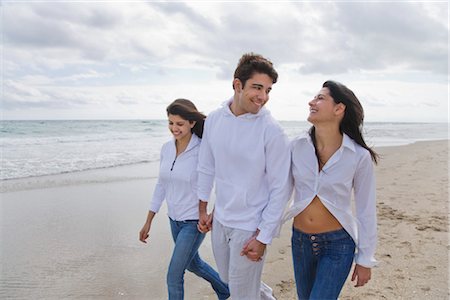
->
xmin=139 ymin=99 xmax=229 ymax=300
xmin=286 ymin=81 xmax=378 ymax=299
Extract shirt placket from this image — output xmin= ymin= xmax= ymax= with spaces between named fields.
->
xmin=170 ymin=147 xmax=181 ymax=220
xmin=314 ymin=173 xmax=320 ymax=194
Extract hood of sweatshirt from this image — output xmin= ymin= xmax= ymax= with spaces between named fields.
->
xmin=221 ymin=98 xmax=270 ymax=120
xmin=170 ymin=132 xmax=200 ymax=154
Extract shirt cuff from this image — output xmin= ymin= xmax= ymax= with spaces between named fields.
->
xmin=149 ymin=202 xmax=161 ymax=213
xmin=355 ymin=252 xmax=378 ymax=268
xmin=256 ymin=229 xmax=273 ymax=245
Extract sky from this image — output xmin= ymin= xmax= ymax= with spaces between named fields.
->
xmin=1 ymin=1 xmax=449 ymax=122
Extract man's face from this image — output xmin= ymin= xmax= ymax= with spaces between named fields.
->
xmin=233 ymin=73 xmax=273 ymax=115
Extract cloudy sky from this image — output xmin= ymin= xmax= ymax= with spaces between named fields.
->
xmin=2 ymin=1 xmax=448 ymax=122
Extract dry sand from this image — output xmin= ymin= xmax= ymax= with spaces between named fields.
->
xmin=266 ymin=140 xmax=449 ymax=299
xmin=1 ymin=140 xmax=448 ymax=299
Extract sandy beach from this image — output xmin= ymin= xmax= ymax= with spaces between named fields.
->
xmin=1 ymin=140 xmax=448 ymax=299
xmin=267 ymin=140 xmax=449 ymax=299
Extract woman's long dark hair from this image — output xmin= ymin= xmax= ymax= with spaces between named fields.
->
xmin=309 ymin=80 xmax=379 ymax=164
xmin=166 ymin=98 xmax=206 ymax=138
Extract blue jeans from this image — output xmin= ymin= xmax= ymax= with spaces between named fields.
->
xmin=168 ymin=218 xmax=230 ymax=300
xmin=291 ymin=227 xmax=356 ymax=300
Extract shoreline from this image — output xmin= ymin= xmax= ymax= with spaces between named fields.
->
xmin=1 ymin=139 xmax=448 ymax=299
xmin=2 ymin=138 xmax=448 ymax=194
xmin=0 ymin=160 xmax=160 ymax=193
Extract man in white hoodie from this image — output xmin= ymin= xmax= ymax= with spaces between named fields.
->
xmin=197 ymin=53 xmax=291 ymax=300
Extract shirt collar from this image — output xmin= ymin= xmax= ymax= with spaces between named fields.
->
xmin=341 ymin=133 xmax=356 ymax=153
xmin=304 ymin=132 xmax=356 ymax=153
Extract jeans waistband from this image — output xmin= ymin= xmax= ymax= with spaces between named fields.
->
xmin=292 ymin=227 xmax=351 ymax=242
xmin=169 ymin=217 xmax=199 ymax=224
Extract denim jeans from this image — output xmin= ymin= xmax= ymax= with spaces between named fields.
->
xmin=291 ymin=227 xmax=356 ymax=300
xmin=168 ymin=218 xmax=230 ymax=300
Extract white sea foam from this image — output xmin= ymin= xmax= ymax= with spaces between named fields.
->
xmin=1 ymin=120 xmax=447 ymax=180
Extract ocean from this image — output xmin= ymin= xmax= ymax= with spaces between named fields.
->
xmin=1 ymin=120 xmax=448 ymax=181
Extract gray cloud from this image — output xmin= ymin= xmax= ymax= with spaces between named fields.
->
xmin=176 ymin=2 xmax=448 ymax=76
xmin=31 ymin=3 xmax=121 ymax=28
xmin=4 ymin=2 xmax=447 ymax=76
xmin=2 ymin=1 xmax=447 ymax=121
xmin=166 ymin=3 xmax=312 ymax=79
xmin=296 ymin=2 xmax=448 ymax=74
xmin=149 ymin=2 xmax=214 ymax=30
xmin=4 ymin=3 xmax=121 ymax=48
xmin=4 ymin=10 xmax=78 ymax=48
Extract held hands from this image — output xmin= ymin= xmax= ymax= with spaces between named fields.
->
xmin=351 ymin=264 xmax=371 ymax=287
xmin=240 ymin=230 xmax=266 ymax=262
xmin=198 ymin=210 xmax=213 ymax=233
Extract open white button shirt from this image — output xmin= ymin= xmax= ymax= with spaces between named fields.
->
xmin=149 ymin=134 xmax=201 ymax=221
xmin=285 ymin=133 xmax=378 ymax=267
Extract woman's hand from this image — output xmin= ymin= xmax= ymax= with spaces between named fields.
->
xmin=240 ymin=230 xmax=266 ymax=262
xmin=139 ymin=211 xmax=155 ymax=243
xmin=198 ymin=210 xmax=213 ymax=233
xmin=139 ymin=222 xmax=151 ymax=243
xmin=351 ymin=264 xmax=371 ymax=287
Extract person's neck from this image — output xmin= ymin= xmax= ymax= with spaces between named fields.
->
xmin=314 ymin=124 xmax=343 ymax=150
xmin=229 ymin=97 xmax=244 ymax=116
xmin=175 ymin=134 xmax=192 ymax=156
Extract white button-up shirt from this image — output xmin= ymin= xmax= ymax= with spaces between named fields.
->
xmin=285 ymin=133 xmax=378 ymax=267
xmin=197 ymin=100 xmax=291 ymax=244
xmin=149 ymin=134 xmax=201 ymax=221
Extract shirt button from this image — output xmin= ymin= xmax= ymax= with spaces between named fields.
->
xmin=310 ymin=235 xmax=316 ymax=241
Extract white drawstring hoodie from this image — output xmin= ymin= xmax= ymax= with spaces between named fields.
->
xmin=197 ymin=100 xmax=291 ymax=244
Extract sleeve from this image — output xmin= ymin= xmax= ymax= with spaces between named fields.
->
xmin=197 ymin=117 xmax=215 ymax=202
xmin=148 ymin=146 xmax=166 ymax=213
xmin=257 ymin=127 xmax=292 ymax=244
xmin=275 ymin=140 xmax=298 ymax=235
xmin=353 ymin=151 xmax=378 ymax=268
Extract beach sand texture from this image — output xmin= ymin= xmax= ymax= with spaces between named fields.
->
xmin=268 ymin=140 xmax=449 ymax=300
xmin=1 ymin=140 xmax=448 ymax=299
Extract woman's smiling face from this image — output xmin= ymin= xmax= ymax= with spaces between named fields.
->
xmin=168 ymin=114 xmax=194 ymax=142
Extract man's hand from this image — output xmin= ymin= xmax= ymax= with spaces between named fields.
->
xmin=198 ymin=201 xmax=212 ymax=233
xmin=198 ymin=211 xmax=213 ymax=233
xmin=351 ymin=264 xmax=371 ymax=287
xmin=240 ymin=232 xmax=266 ymax=262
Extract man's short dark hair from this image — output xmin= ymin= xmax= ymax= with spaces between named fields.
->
xmin=233 ymin=53 xmax=278 ymax=89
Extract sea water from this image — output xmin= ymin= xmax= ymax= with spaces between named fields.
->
xmin=1 ymin=120 xmax=448 ymax=180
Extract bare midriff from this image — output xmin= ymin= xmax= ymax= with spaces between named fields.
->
xmin=293 ymin=196 xmax=343 ymax=234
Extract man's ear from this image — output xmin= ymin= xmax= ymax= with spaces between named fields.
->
xmin=190 ymin=120 xmax=196 ymax=128
xmin=233 ymin=78 xmax=242 ymax=92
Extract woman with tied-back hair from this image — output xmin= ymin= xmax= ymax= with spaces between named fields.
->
xmin=139 ymin=99 xmax=229 ymax=300
xmin=285 ymin=81 xmax=379 ymax=299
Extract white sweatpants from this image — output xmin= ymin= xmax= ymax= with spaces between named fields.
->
xmin=211 ymin=218 xmax=276 ymax=300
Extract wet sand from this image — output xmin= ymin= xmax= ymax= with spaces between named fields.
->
xmin=1 ymin=140 xmax=448 ymax=299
